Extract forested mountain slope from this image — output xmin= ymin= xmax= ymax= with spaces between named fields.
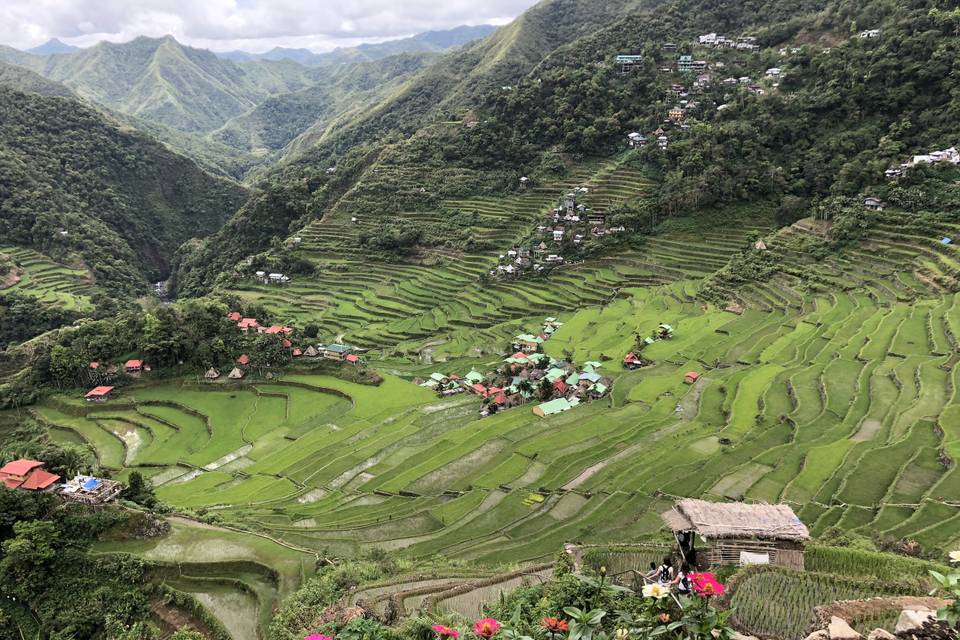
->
xmin=174 ymin=0 xmax=960 ymax=296
xmin=0 ymin=87 xmax=247 ymax=296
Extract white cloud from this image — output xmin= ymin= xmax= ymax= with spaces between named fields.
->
xmin=0 ymin=0 xmax=539 ymax=52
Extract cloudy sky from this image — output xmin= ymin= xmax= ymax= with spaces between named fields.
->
xmin=1 ymin=0 xmax=541 ymax=52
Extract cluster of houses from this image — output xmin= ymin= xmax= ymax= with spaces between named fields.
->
xmin=491 ymin=187 xmax=626 ymax=280
xmin=623 ymin=323 xmax=674 ymax=370
xmin=215 ymin=311 xmax=359 ymax=380
xmin=84 ymin=359 xmax=148 ymax=399
xmin=414 ymin=318 xmax=612 ymax=417
xmin=885 ymin=146 xmax=959 ymax=178
xmin=696 ymin=33 xmax=760 ymax=51
xmin=0 ymin=458 xmax=123 ymax=505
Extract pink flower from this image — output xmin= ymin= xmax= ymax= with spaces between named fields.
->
xmin=433 ymin=625 xmax=461 ymax=638
xmin=690 ymin=572 xmax=726 ymax=597
xmin=473 ymin=618 xmax=502 ymax=638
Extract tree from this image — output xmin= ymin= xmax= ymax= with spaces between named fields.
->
xmin=0 ymin=520 xmax=60 ymax=596
xmin=304 ymin=323 xmax=320 ymax=339
xmin=122 ymin=471 xmax=157 ymax=508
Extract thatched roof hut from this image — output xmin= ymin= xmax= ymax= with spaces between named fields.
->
xmin=228 ymin=367 xmax=245 ymax=380
xmin=662 ymin=499 xmax=809 ymax=570
xmin=205 ymin=368 xmax=220 ymax=380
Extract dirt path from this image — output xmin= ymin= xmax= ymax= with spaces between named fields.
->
xmin=562 ymin=442 xmax=645 ymax=490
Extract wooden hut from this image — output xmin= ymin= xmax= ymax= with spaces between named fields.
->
xmin=204 ymin=368 xmax=220 ymax=380
xmin=661 ymin=499 xmax=809 ymax=570
xmin=228 ymin=367 xmax=245 ymax=380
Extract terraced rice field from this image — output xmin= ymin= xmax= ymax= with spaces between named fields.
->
xmin=0 ymin=246 xmax=94 ymax=310
xmin=16 ymin=162 xmax=960 ymax=612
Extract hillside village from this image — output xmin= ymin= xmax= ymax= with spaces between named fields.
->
xmin=414 ymin=317 xmax=612 ymax=416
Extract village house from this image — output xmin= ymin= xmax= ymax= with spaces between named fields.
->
xmin=623 ymin=352 xmax=642 ymax=370
xmin=552 ymin=229 xmax=564 ymax=243
xmin=205 ymin=368 xmax=220 ymax=380
xmin=765 ymin=67 xmax=782 ymax=77
xmin=519 ymin=176 xmax=530 ymax=189
xmin=661 ymin=498 xmax=809 ymax=569
xmin=858 ymin=29 xmax=880 ymax=38
xmin=227 ymin=311 xmax=242 ymax=322
xmin=588 ymin=211 xmax=606 ymax=225
xmin=627 ymin=132 xmax=647 ymax=148
xmin=668 ymin=107 xmax=684 ymax=121
xmin=0 ymin=459 xmax=61 ymax=491
xmin=533 ymin=396 xmax=579 ymax=417
xmin=85 ymin=385 xmax=115 ymax=402
xmin=754 ymin=239 xmax=768 ymax=251
xmin=698 ymin=33 xmax=717 ymax=45
xmin=863 ymin=197 xmax=885 ymax=211
xmin=513 ymin=334 xmax=544 ymax=353
xmin=662 ymin=42 xmax=678 ymax=51
xmin=678 ymin=55 xmax=707 ymax=73
xmin=324 ymin=344 xmax=353 ymax=361
xmin=238 ymin=317 xmax=260 ymax=334
xmin=657 ymin=135 xmax=669 ymax=150
xmin=615 ymin=54 xmax=644 ymax=73
xmin=125 ymin=359 xmax=144 ymax=373
xmin=228 ymin=367 xmax=245 ymax=380
xmin=668 ymin=83 xmax=686 ymax=97
xmin=303 ymin=345 xmax=320 ymax=358
xmin=885 ymin=167 xmax=903 ymax=178
xmin=61 ymin=475 xmax=123 ymax=505
xmin=684 ymin=371 xmax=701 ymax=385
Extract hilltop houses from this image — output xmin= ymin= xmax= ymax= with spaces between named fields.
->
xmin=696 ymin=33 xmax=759 ymax=51
xmin=627 ymin=132 xmax=648 ymax=148
xmin=858 ymin=29 xmax=881 ymax=38
xmin=85 ymin=385 xmax=115 ymax=402
xmin=863 ymin=197 xmax=886 ymax=211
xmin=677 ymin=55 xmax=707 ymax=73
xmin=615 ymin=54 xmax=643 ymax=73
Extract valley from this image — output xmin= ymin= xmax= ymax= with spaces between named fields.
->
xmin=0 ymin=0 xmax=959 ymax=639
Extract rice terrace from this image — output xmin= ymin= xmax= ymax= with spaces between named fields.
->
xmin=2 ymin=0 xmax=960 ymax=638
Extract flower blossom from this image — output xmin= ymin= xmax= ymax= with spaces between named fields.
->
xmin=542 ymin=618 xmax=569 ymax=634
xmin=473 ymin=618 xmax=501 ymax=638
xmin=433 ymin=625 xmax=460 ymax=638
xmin=690 ymin=572 xmax=726 ymax=597
xmin=642 ymin=582 xmax=671 ymax=599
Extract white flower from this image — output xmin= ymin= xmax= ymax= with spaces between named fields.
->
xmin=642 ymin=583 xmax=671 ymax=599
xmin=950 ymin=550 xmax=960 ymax=564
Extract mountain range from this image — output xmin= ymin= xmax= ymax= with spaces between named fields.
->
xmin=217 ymin=24 xmax=497 ymax=65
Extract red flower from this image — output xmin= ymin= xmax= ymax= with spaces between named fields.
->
xmin=432 ymin=625 xmax=460 ymax=638
xmin=473 ymin=618 xmax=502 ymax=638
xmin=658 ymin=613 xmax=671 ymax=624
xmin=542 ymin=617 xmax=570 ymax=633
xmin=690 ymin=572 xmax=726 ymax=597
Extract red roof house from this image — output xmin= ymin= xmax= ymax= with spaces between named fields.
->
xmin=237 ymin=354 xmax=251 ymax=366
xmin=21 ymin=469 xmax=60 ymax=490
xmin=292 ymin=348 xmax=303 ymax=357
xmin=470 ymin=383 xmax=488 ymax=396
xmin=493 ymin=392 xmax=508 ymax=406
xmin=684 ymin=371 xmax=701 ymax=384
xmin=0 ymin=459 xmax=60 ymax=491
xmin=238 ymin=318 xmax=259 ymax=333
xmin=623 ymin=352 xmax=639 ymax=364
xmin=345 ymin=353 xmax=359 ymax=364
xmin=85 ymin=386 xmax=115 ymax=402
xmin=227 ymin=311 xmax=242 ymax=322
xmin=89 ymin=361 xmax=100 ymax=370
xmin=553 ymin=380 xmax=569 ymax=395
xmin=282 ymin=338 xmax=292 ymax=348
xmin=125 ymin=359 xmax=144 ymax=372
xmin=262 ymin=325 xmax=293 ymax=336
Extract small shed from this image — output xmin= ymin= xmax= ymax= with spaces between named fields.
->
xmin=684 ymin=371 xmax=701 ymax=384
xmin=661 ymin=498 xmax=809 ymax=570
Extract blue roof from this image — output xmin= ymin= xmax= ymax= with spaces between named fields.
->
xmin=941 ymin=237 xmax=952 ymax=245
xmin=82 ymin=478 xmax=102 ymax=491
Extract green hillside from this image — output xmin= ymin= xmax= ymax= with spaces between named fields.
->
xmin=0 ymin=87 xmax=247 ymax=295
